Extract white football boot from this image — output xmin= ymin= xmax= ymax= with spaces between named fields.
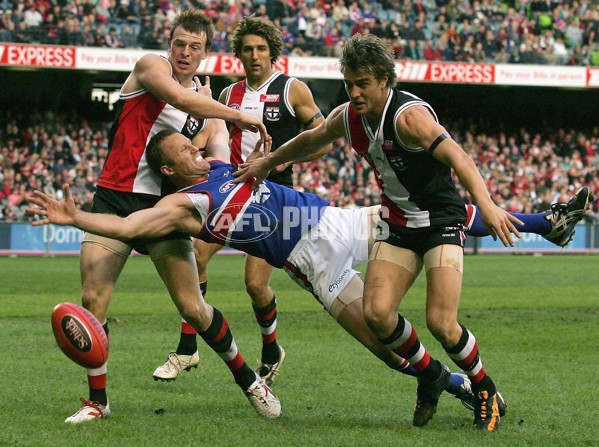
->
xmin=152 ymin=351 xmax=200 ymax=381
xmin=65 ymin=398 xmax=111 ymax=423
xmin=245 ymin=378 xmax=281 ymax=419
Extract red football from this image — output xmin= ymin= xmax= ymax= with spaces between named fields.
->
xmin=51 ymin=302 xmax=109 ymax=368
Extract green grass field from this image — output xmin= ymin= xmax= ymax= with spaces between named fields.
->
xmin=1 ymin=254 xmax=597 ymax=447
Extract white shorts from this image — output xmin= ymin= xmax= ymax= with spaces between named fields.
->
xmin=282 ymin=206 xmax=371 ymax=311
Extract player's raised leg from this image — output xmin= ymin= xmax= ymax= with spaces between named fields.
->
xmin=544 ymin=186 xmax=593 ymax=246
xmin=466 ymin=187 xmax=593 ymax=247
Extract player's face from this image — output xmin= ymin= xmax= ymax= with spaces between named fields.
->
xmin=239 ymin=34 xmax=273 ymax=85
xmin=168 ymin=27 xmax=209 ymax=80
xmin=343 ymin=68 xmax=389 ymax=118
xmin=162 ymin=133 xmax=211 ymax=180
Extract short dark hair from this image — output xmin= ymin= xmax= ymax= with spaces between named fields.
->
xmin=170 ymin=8 xmax=214 ymax=50
xmin=339 ymin=34 xmax=397 ymax=88
xmin=231 ymin=16 xmax=283 ymax=64
xmin=146 ymin=129 xmax=178 ymax=177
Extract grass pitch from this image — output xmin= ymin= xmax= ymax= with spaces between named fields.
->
xmin=1 ymin=254 xmax=597 ymax=447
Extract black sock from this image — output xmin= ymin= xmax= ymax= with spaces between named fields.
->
xmin=175 ymin=333 xmax=198 ymax=356
xmin=472 ymin=375 xmax=496 ymax=395
xmin=420 ymin=359 xmax=443 ymax=383
xmin=253 ymin=296 xmax=280 ymax=364
xmin=198 ymin=307 xmax=256 ymax=390
xmin=89 ymin=322 xmax=109 ymax=406
xmin=89 ymin=389 xmax=107 ymax=406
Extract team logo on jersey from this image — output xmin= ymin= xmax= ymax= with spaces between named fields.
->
xmin=382 ymin=140 xmax=396 ymax=151
xmin=260 ymin=94 xmax=280 ymax=103
xmin=183 ymin=116 xmax=201 ymax=136
xmin=205 ymin=204 xmax=278 ymax=244
xmin=219 ymin=180 xmax=236 ymax=193
xmin=229 ymin=103 xmax=241 ymax=110
xmin=264 ymin=107 xmax=281 ymax=122
xmin=385 ymin=153 xmax=407 ymax=171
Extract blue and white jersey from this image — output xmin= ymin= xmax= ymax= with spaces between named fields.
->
xmin=180 ymin=161 xmax=329 ymax=268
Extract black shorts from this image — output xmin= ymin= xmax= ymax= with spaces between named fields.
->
xmin=91 ymin=186 xmax=190 ymax=255
xmin=376 ymin=220 xmax=466 ymax=258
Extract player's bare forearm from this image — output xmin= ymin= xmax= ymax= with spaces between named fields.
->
xmin=27 ymin=185 xmax=185 ymax=241
xmin=232 ymin=132 xmax=322 ymax=187
xmin=452 ymin=153 xmax=522 ymax=245
xmin=234 ymin=108 xmax=343 ymax=187
xmin=137 ymin=56 xmax=243 ymax=123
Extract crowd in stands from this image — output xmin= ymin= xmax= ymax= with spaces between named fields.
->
xmin=1 ymin=108 xmax=598 ymax=224
xmin=1 ymin=1 xmax=598 ymax=225
xmin=0 ymin=0 xmax=599 ymax=65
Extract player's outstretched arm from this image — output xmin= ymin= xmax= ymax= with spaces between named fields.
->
xmin=234 ymin=105 xmax=346 ymax=188
xmin=135 ymin=55 xmax=268 ymax=142
xmin=26 ymin=185 xmax=199 ymax=241
xmin=396 ymin=105 xmax=522 ymax=247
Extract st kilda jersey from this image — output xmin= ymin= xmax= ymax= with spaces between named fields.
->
xmin=98 ymin=67 xmax=207 ymax=197
xmin=181 ymin=161 xmax=328 ymax=268
xmin=343 ymin=89 xmax=466 ymax=229
xmin=223 ymin=72 xmax=301 ymax=187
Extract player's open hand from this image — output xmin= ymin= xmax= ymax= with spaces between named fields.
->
xmin=194 ymin=75 xmax=212 ymax=98
xmin=479 ymin=203 xmax=523 ymax=247
xmin=245 ymin=136 xmax=272 ymax=163
xmin=26 ymin=184 xmax=77 ymax=226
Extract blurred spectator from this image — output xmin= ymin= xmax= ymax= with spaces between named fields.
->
xmin=94 ymin=22 xmax=107 ymax=46
xmin=482 ymin=29 xmax=498 ymax=63
xmin=305 ymin=16 xmax=323 ymax=55
xmin=65 ymin=17 xmax=84 ymax=46
xmin=431 ymin=13 xmax=449 ymax=42
xmin=80 ymin=23 xmax=96 ymax=46
xmin=332 ymin=0 xmax=350 ymax=32
xmin=472 ymin=41 xmax=486 ymax=63
xmin=324 ymin=23 xmax=341 ymax=57
xmin=552 ymin=35 xmax=569 ymax=64
xmin=0 ymin=13 xmax=16 ymax=42
xmin=404 ymin=38 xmax=421 ymax=60
xmin=13 ymin=20 xmax=32 ymax=43
xmin=105 ymin=25 xmax=124 ymax=47
xmin=120 ymin=24 xmax=138 ymax=47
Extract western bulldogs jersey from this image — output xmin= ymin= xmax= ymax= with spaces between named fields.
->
xmin=181 ymin=161 xmax=329 ymax=268
xmin=99 ymin=63 xmax=207 ymax=197
xmin=223 ymin=72 xmax=301 ymax=187
xmin=343 ymin=89 xmax=466 ymax=229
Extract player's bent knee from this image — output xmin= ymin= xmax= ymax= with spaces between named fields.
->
xmin=362 ymin=304 xmax=388 ymax=331
xmin=426 ymin=318 xmax=449 ymax=338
